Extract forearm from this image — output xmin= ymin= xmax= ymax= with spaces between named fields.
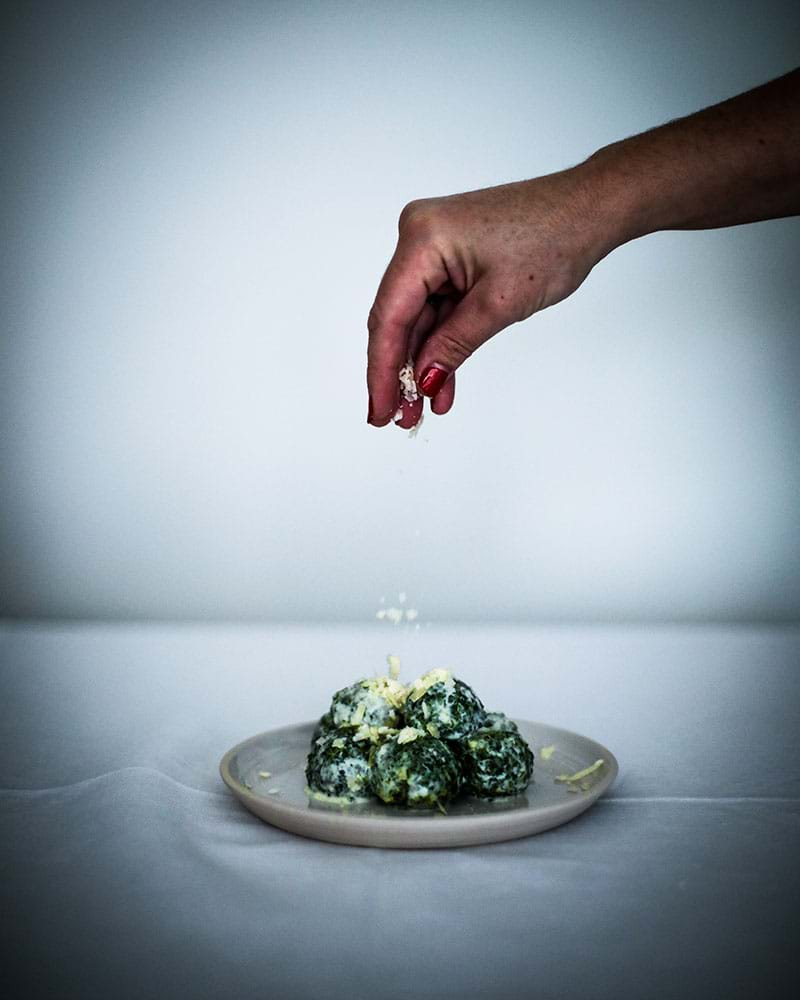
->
xmin=578 ymin=68 xmax=800 ymax=252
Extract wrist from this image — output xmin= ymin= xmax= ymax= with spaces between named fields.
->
xmin=573 ymin=142 xmax=656 ymax=255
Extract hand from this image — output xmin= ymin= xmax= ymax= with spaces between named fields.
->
xmin=367 ymin=69 xmax=800 ymax=429
xmin=366 ymin=168 xmax=611 ymax=427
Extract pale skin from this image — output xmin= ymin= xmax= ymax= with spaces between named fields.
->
xmin=366 ymin=68 xmax=800 ymax=429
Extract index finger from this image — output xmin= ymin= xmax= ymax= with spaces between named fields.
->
xmin=367 ymin=243 xmax=447 ymax=425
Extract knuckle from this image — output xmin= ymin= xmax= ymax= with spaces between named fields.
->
xmin=435 ymin=327 xmax=474 ymax=367
xmin=399 ymin=198 xmax=435 ymax=238
xmin=398 ymin=199 xmax=422 ymax=227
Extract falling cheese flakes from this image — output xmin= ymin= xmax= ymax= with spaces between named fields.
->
xmin=376 ymin=607 xmax=419 ymax=624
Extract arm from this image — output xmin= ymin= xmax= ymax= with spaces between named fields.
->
xmin=587 ymin=68 xmax=800 ymax=245
xmin=366 ymin=68 xmax=800 ymax=428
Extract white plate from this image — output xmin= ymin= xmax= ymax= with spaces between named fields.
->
xmin=220 ymin=719 xmax=618 ymax=848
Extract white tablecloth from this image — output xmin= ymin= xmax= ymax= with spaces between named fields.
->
xmin=2 ymin=622 xmax=798 ymax=999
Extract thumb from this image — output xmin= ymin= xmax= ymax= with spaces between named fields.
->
xmin=413 ymin=286 xmax=506 ymax=397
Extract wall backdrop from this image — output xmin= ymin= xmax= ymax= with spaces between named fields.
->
xmin=2 ymin=0 xmax=799 ymax=622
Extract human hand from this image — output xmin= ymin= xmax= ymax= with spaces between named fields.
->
xmin=366 ymin=168 xmax=613 ymax=428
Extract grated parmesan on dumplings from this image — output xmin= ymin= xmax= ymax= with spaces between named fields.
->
xmin=407 ymin=668 xmax=453 ymax=703
xmin=397 ymin=726 xmax=425 ymax=745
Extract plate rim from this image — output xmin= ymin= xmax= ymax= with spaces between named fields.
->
xmin=219 ymin=719 xmax=619 ymax=848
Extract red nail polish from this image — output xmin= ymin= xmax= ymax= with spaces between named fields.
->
xmin=419 ymin=366 xmax=448 ymax=397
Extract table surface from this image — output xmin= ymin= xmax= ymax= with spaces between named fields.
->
xmin=2 ymin=621 xmax=798 ymax=1000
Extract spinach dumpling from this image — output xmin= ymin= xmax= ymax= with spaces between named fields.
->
xmin=369 ymin=728 xmax=460 ymax=809
xmin=306 ymin=730 xmax=373 ymax=800
xmin=329 ymin=675 xmax=406 ymax=731
xmin=403 ymin=669 xmax=486 ymax=741
xmin=458 ymin=730 xmax=534 ymax=798
xmin=481 ymin=711 xmax=519 ymax=734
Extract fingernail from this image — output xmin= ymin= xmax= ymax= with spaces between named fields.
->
xmin=419 ymin=365 xmax=448 ymax=397
xmin=367 ymin=397 xmax=374 ymax=424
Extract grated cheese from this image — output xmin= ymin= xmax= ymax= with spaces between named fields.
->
xmin=376 ymin=607 xmax=404 ymax=624
xmin=365 ymin=674 xmax=407 ymax=708
xmin=376 ymin=607 xmax=419 ymax=624
xmin=539 ymin=746 xmax=556 ymax=761
xmin=408 ymin=668 xmax=452 ymax=703
xmin=396 ymin=360 xmax=424 ymax=437
xmin=407 ymin=412 xmax=424 ymax=438
xmin=353 ymin=723 xmax=397 ymax=743
xmin=554 ymin=759 xmax=605 ymax=786
xmin=397 ymin=726 xmax=425 ymax=745
xmin=398 ymin=360 xmax=419 ymax=403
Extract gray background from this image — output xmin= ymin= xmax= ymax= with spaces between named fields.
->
xmin=3 ymin=0 xmax=799 ymax=624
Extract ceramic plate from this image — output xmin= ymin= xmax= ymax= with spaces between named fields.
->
xmin=220 ymin=719 xmax=618 ymax=848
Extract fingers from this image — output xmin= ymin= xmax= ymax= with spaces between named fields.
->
xmin=430 ymin=373 xmax=455 ymax=415
xmin=423 ymin=295 xmax=456 ymax=416
xmin=367 ymin=244 xmax=447 ymax=426
xmin=407 ymin=300 xmax=438 ymax=361
xmin=392 ymin=301 xmax=437 ymax=430
xmin=394 ymin=395 xmax=424 ymax=429
xmin=397 ymin=295 xmax=456 ymax=426
xmin=414 ymin=286 xmax=505 ymax=397
xmin=392 ymin=300 xmax=433 ymax=430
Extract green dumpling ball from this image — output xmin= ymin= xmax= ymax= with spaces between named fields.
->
xmin=329 ymin=675 xmax=407 ymax=731
xmin=305 ymin=730 xmax=373 ymax=800
xmin=481 ymin=711 xmax=519 ymax=734
xmin=370 ymin=728 xmax=461 ymax=809
xmin=310 ymin=711 xmax=335 ymax=745
xmin=458 ymin=729 xmax=534 ymax=798
xmin=403 ymin=669 xmax=486 ymax=741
